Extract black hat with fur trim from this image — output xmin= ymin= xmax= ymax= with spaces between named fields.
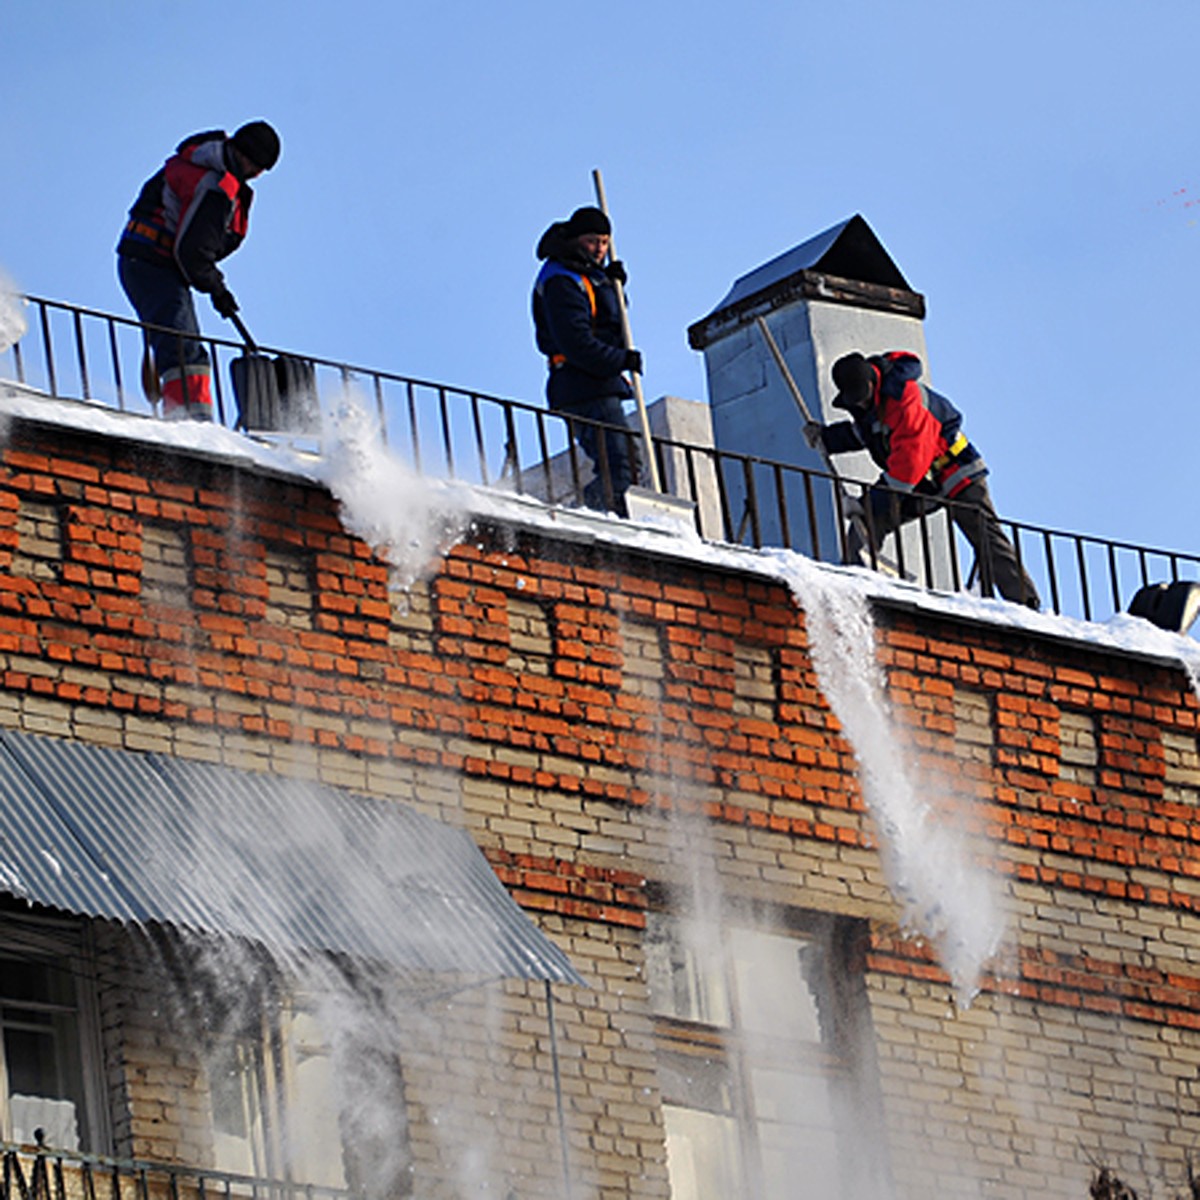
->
xmin=562 ymin=206 xmax=611 ymax=238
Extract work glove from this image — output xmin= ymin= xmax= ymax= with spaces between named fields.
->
xmin=623 ymin=348 xmax=643 ymax=376
xmin=604 ymin=260 xmax=628 ymax=285
xmin=211 ymin=287 xmax=239 ymax=319
xmin=803 ymin=420 xmax=825 ymax=451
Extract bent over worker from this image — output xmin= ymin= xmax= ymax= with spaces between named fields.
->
xmin=116 ymin=121 xmax=281 ymax=420
xmin=809 ymin=351 xmax=1041 ymax=609
xmin=532 ymin=206 xmax=642 ymax=517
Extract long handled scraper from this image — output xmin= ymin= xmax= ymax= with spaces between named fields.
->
xmin=591 ymin=169 xmax=696 ymax=528
xmin=753 ymin=316 xmax=876 ymax=567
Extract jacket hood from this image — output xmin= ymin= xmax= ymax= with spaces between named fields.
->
xmin=876 ymin=350 xmax=922 ymax=380
xmin=536 ymin=222 xmax=592 ymax=271
xmin=176 ymin=129 xmax=227 ymax=154
xmin=174 ymin=131 xmax=232 ymax=176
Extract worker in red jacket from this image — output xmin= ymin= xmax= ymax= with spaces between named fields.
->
xmin=117 ymin=121 xmax=280 ymax=420
xmin=809 ymin=351 xmax=1040 ymax=608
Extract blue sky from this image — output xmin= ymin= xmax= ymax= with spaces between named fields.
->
xmin=2 ymin=0 xmax=1197 ymax=558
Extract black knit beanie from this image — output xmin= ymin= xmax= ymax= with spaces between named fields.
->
xmin=232 ymin=121 xmax=281 ymax=171
xmin=831 ymin=353 xmax=875 ymax=409
xmin=562 ymin=206 xmax=611 ymax=239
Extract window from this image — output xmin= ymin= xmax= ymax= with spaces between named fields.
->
xmin=645 ymin=907 xmax=869 ymax=1200
xmin=0 ymin=916 xmax=107 ymax=1153
xmin=207 ymin=994 xmax=346 ymax=1188
xmin=209 ymin=1035 xmax=270 ymax=1174
xmin=201 ymin=974 xmax=412 ymax=1197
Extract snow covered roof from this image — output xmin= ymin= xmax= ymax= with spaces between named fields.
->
xmin=2 ymin=382 xmax=1198 ymax=687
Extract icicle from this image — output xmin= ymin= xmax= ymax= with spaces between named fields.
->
xmin=316 ymin=385 xmax=474 ymax=594
xmin=776 ymin=554 xmax=1006 ymax=1006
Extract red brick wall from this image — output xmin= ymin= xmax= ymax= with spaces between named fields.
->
xmin=2 ymin=416 xmax=1198 ymax=1198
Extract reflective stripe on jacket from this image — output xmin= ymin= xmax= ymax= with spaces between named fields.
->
xmin=532 ymin=252 xmax=630 ymax=408
xmin=117 ymin=131 xmax=254 ymax=296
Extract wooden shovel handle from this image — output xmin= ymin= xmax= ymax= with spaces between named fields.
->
xmin=590 ymin=168 xmax=663 ymax=494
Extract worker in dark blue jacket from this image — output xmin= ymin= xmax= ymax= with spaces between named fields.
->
xmin=810 ymin=350 xmax=1040 ymax=608
xmin=532 ymin=206 xmax=642 ymax=517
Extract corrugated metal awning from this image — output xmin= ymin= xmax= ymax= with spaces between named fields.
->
xmin=0 ymin=728 xmax=583 ymax=986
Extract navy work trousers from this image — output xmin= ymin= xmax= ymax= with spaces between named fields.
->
xmin=550 ymin=392 xmax=638 ymax=518
xmin=117 ymin=256 xmax=209 ymax=378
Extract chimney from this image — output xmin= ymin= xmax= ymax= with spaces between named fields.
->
xmin=688 ymin=215 xmax=949 ymax=576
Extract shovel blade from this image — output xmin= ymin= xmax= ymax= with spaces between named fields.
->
xmin=624 ymin=486 xmax=697 ymax=531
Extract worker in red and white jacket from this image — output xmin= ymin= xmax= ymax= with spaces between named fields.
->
xmin=117 ymin=121 xmax=280 ymax=420
xmin=809 ymin=350 xmax=1040 ymax=608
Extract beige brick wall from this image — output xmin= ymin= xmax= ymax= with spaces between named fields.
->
xmin=870 ymin=974 xmax=1200 ymax=1200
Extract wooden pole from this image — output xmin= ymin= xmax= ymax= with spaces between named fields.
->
xmin=754 ymin=314 xmax=871 ymax=564
xmin=754 ymin=315 xmax=842 ymax=480
xmin=591 ymin=169 xmax=663 ymax=494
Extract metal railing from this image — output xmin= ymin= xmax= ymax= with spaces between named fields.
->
xmin=3 ymin=294 xmax=1199 ymax=625
xmin=1 ymin=1140 xmax=358 ymax=1200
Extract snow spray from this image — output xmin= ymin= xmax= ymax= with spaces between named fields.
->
xmin=773 ymin=553 xmax=1006 ymax=1004
xmin=0 ymin=270 xmax=26 ymax=356
xmin=315 ymin=386 xmax=474 ymax=596
xmin=136 ymin=772 xmax=542 ymax=1198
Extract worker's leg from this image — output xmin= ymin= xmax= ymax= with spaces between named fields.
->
xmin=951 ymin=480 xmax=1040 ymax=608
xmin=555 ymin=394 xmax=638 ymax=518
xmin=118 ymin=256 xmax=213 ymax=420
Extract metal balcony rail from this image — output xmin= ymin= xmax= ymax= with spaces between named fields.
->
xmin=1 ymin=1140 xmax=359 ymax=1200
xmin=3 ymin=294 xmax=1199 ymax=626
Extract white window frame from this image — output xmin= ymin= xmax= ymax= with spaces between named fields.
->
xmin=205 ymin=983 xmax=353 ymax=1191
xmin=0 ymin=912 xmax=110 ymax=1153
xmin=645 ymin=903 xmax=865 ymax=1200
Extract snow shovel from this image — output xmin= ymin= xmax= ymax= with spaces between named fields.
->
xmin=590 ymin=169 xmax=696 ymax=529
xmin=228 ymin=315 xmax=279 ymax=430
xmin=753 ymin=316 xmax=882 ymax=570
xmin=1127 ymin=580 xmax=1200 ymax=634
xmin=227 ymin=314 xmax=319 ymax=434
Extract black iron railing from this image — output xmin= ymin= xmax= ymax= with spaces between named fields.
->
xmin=1 ymin=1141 xmax=358 ymax=1200
xmin=3 ymin=294 xmax=1198 ymax=625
